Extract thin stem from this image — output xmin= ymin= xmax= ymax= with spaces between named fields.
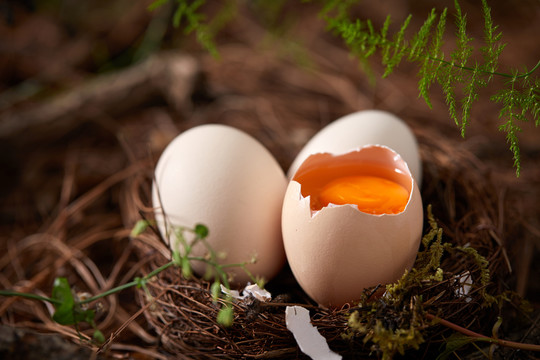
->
xmin=188 ymin=255 xmax=232 ymax=289
xmin=80 ymin=281 xmax=139 ymax=305
xmin=426 ymin=313 xmax=540 ymax=352
xmin=146 ymin=260 xmax=176 ymax=279
xmin=428 ymin=56 xmax=540 ymax=79
xmin=0 ymin=290 xmax=62 ymax=305
xmin=80 ymin=261 xmax=176 ymax=305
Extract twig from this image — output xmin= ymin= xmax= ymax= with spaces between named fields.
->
xmin=0 ymin=52 xmax=199 ymax=139
xmin=97 ymin=288 xmax=168 ymax=354
xmin=426 ymin=313 xmax=540 ymax=352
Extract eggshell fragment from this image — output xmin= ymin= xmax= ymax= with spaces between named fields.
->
xmin=152 ymin=124 xmax=287 ymax=284
xmin=287 ymin=110 xmax=422 ymax=185
xmin=281 ymin=145 xmax=423 ymax=307
xmin=286 ymin=306 xmax=342 ymax=360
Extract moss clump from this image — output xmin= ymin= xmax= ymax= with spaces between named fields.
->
xmin=343 ymin=205 xmax=504 ymax=359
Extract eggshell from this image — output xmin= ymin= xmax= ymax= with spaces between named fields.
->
xmin=152 ymin=124 xmax=287 ymax=284
xmin=281 ymin=145 xmax=423 ymax=307
xmin=287 ymin=110 xmax=422 ymax=185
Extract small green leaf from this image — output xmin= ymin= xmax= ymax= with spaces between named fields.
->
xmin=93 ymin=329 xmax=105 ymax=344
xmin=211 ymin=281 xmax=221 ymax=302
xmin=134 ymin=277 xmax=145 ymax=289
xmin=194 ymin=224 xmax=209 ymax=239
xmin=182 ymin=257 xmax=192 ymax=279
xmin=217 ymin=304 xmax=234 ymax=327
xmin=172 ymin=250 xmax=182 ymax=267
xmin=131 ymin=220 xmax=149 ymax=237
xmin=51 ymin=277 xmax=98 ymax=327
xmin=51 ymin=278 xmax=76 ymax=325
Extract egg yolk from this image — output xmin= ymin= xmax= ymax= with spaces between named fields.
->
xmin=316 ymin=175 xmax=409 ymax=214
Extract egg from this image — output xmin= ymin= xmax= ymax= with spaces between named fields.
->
xmin=287 ymin=110 xmax=422 ymax=185
xmin=152 ymin=124 xmax=287 ymax=285
xmin=282 ymin=145 xmax=423 ymax=307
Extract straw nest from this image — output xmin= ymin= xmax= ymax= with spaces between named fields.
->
xmin=121 ymin=124 xmax=519 ymax=359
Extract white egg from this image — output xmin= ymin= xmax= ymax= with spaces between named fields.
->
xmin=282 ymin=145 xmax=423 ymax=308
xmin=287 ymin=110 xmax=422 ymax=185
xmin=152 ymin=124 xmax=287 ymax=284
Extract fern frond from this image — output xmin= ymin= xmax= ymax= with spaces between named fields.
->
xmin=383 ymin=15 xmax=412 ymax=77
xmin=381 ymin=14 xmax=391 ymax=41
xmin=460 ymin=63 xmax=483 ymax=137
xmin=480 ymin=0 xmax=505 ymax=81
xmin=408 ymin=9 xmax=437 ymax=61
xmin=153 ymin=0 xmax=539 ymax=176
xmin=418 ymin=9 xmax=448 ymax=108
xmin=380 ymin=16 xmax=392 ymax=66
xmin=318 ymin=0 xmax=358 ymax=20
xmin=498 ymin=117 xmax=522 ymax=177
xmin=363 ymin=20 xmax=378 ymax=57
xmin=173 ymin=0 xmax=205 ymax=29
xmin=431 ymin=8 xmax=447 ymax=60
xmin=149 ymin=0 xmax=238 ymax=57
xmin=452 ymin=0 xmax=473 ymax=70
xmin=492 ymin=71 xmax=539 ymax=175
xmin=439 ymin=64 xmax=459 ymax=124
xmin=532 ymin=79 xmax=540 ymax=126
xmin=418 ymin=56 xmax=435 ymax=108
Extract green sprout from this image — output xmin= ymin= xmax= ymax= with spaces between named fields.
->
xmin=0 ymin=220 xmax=262 ymax=343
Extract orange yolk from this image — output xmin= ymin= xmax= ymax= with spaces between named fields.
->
xmin=316 ymin=175 xmax=409 ymax=214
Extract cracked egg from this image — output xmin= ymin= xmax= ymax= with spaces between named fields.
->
xmin=281 ymin=145 xmax=423 ymax=307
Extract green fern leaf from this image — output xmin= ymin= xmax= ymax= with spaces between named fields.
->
xmin=480 ymin=0 xmax=505 ymax=81
xmin=319 ymin=0 xmax=357 ymax=20
xmin=532 ymin=78 xmax=540 ymax=125
xmin=492 ymin=71 xmax=540 ymax=175
xmin=364 ymin=20 xmax=378 ymax=57
xmin=381 ymin=16 xmax=393 ymax=66
xmin=452 ymin=0 xmax=473 ymax=79
xmin=322 ymin=0 xmax=537 ymax=175
xmin=431 ymin=8 xmax=447 ymax=60
xmin=499 ymin=118 xmax=522 ymax=176
xmin=438 ymin=64 xmax=459 ymax=125
xmin=418 ymin=57 xmax=434 ymax=108
xmin=418 ymin=9 xmax=448 ymax=108
xmin=460 ymin=63 xmax=481 ymax=137
xmin=174 ymin=0 xmax=204 ymax=29
xmin=381 ymin=14 xmax=391 ymax=41
xmin=383 ymin=15 xmax=412 ymax=77
xmin=408 ymin=9 xmax=437 ymax=61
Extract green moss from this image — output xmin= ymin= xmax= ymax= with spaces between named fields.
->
xmin=343 ymin=205 xmax=505 ymax=359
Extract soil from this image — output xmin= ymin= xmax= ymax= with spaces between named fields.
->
xmin=0 ymin=0 xmax=538 ymax=359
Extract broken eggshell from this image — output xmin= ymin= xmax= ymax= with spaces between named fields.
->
xmin=287 ymin=110 xmax=422 ymax=186
xmin=281 ymin=145 xmax=423 ymax=307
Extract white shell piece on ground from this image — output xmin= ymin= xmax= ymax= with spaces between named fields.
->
xmin=220 ymin=283 xmax=272 ymax=302
xmin=285 ymin=306 xmax=342 ymax=360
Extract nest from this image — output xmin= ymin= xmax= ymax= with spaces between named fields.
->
xmin=121 ymin=125 xmax=517 ymax=359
